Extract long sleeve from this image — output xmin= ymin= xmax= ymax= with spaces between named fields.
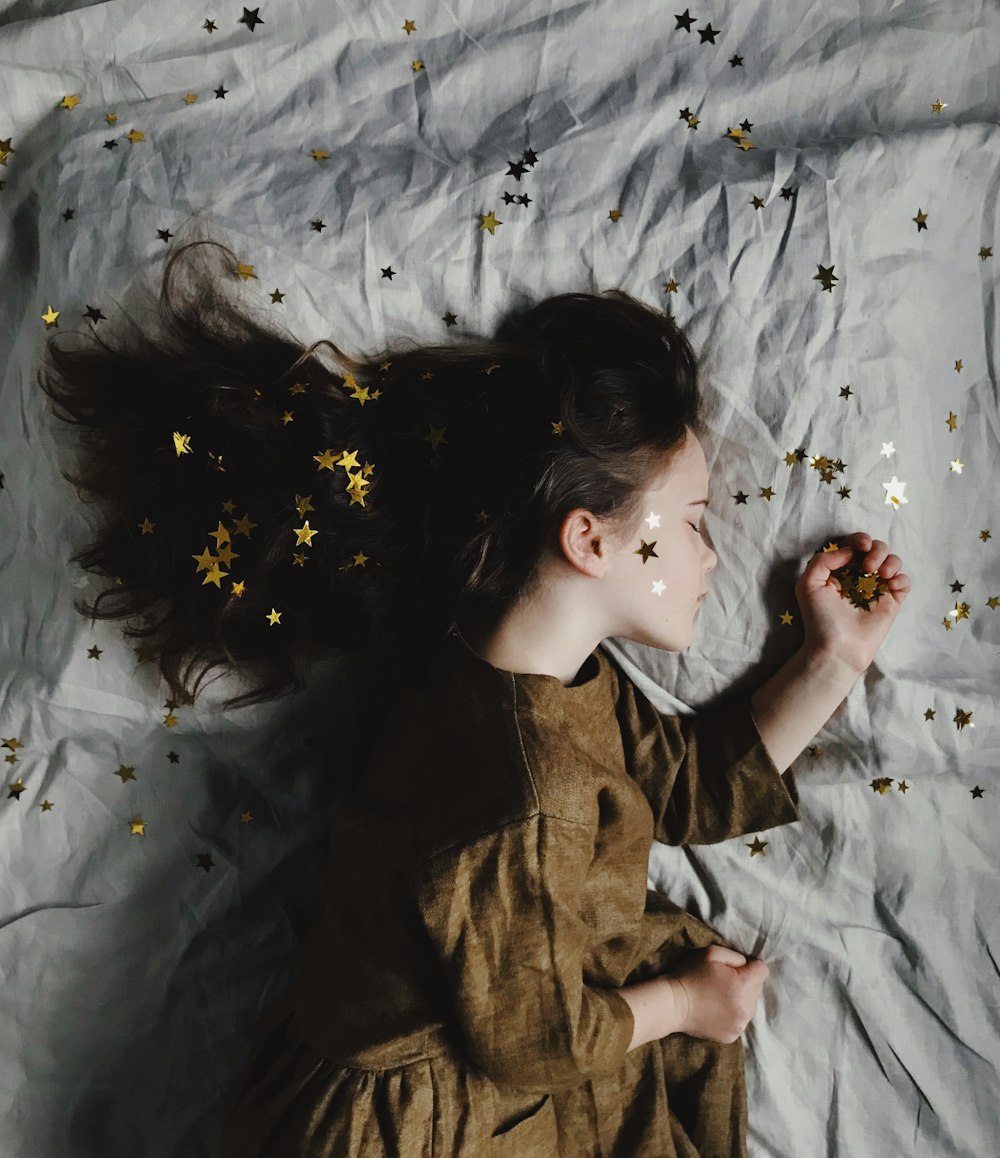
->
xmin=614 ymin=674 xmax=801 ymax=846
xmin=403 ymin=812 xmax=635 ymax=1094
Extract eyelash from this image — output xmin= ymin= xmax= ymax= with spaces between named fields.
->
xmin=688 ymin=522 xmax=701 ymax=532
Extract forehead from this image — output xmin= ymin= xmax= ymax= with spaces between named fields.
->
xmin=646 ymin=434 xmax=708 ymax=499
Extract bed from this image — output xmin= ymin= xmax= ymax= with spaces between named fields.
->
xmin=0 ymin=0 xmax=997 ymax=1153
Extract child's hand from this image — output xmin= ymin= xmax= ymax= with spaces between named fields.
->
xmin=795 ymin=531 xmax=911 ymax=676
xmin=664 ymin=945 xmax=769 ymax=1044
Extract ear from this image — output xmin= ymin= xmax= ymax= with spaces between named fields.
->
xmin=558 ymin=509 xmax=608 ymax=578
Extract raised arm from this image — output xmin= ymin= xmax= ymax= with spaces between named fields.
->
xmin=750 ymin=648 xmax=861 ymax=775
xmin=613 ymin=680 xmax=801 ymax=846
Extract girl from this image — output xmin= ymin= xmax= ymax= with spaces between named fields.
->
xmin=38 ymin=237 xmax=910 ymax=1157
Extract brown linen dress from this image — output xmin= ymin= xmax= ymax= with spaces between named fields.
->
xmin=218 ymin=628 xmax=800 ymax=1157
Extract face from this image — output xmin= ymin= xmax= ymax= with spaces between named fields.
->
xmin=605 ymin=429 xmax=718 ymax=651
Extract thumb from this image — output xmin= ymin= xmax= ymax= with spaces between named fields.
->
xmin=800 ymin=545 xmax=852 ymax=591
xmin=705 ymin=945 xmax=748 ymax=967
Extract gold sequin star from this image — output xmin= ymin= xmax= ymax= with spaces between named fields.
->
xmin=953 ymin=708 xmax=974 ymax=730
xmin=293 ymin=521 xmax=318 ymax=546
xmin=746 ymin=837 xmax=768 ymax=857
xmin=779 ymin=611 xmax=794 ymax=625
xmin=814 ymin=264 xmax=838 ymax=292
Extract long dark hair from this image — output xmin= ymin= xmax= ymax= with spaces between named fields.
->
xmin=37 ymin=238 xmax=703 ymax=709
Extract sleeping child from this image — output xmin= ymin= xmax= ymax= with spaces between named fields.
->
xmin=37 ymin=237 xmax=910 ymax=1156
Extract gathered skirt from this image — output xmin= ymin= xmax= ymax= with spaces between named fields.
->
xmin=216 ymin=988 xmax=747 ymax=1158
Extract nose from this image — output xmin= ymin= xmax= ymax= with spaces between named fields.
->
xmin=704 ymin=542 xmax=718 ymax=571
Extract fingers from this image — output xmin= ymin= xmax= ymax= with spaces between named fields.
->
xmin=831 ymin=533 xmax=906 ymax=579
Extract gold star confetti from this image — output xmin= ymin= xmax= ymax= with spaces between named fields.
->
xmin=746 ymin=837 xmax=768 ymax=856
xmin=897 ymin=781 xmax=909 ymax=794
xmin=424 ymin=425 xmax=447 ymax=451
xmin=173 ymin=431 xmax=193 ymax=456
xmin=987 ymin=596 xmax=999 ymax=610
xmin=953 ymin=708 xmax=974 ymax=730
xmin=954 ymin=359 xmax=963 ymax=372
xmin=266 ymin=608 xmax=282 ymax=625
xmin=129 ymin=816 xmax=147 ymax=835
xmin=981 ymin=530 xmax=992 ymax=542
xmin=778 ymin=611 xmax=794 ymax=625
xmin=830 ymin=557 xmax=890 ymax=611
xmin=948 ymin=601 xmax=971 ymax=622
xmin=869 ymin=777 xmax=893 ymax=795
xmin=980 ymin=247 xmax=993 ymax=260
xmin=480 ymin=210 xmax=502 ymax=234
xmin=931 ymin=99 xmax=947 ymax=113
xmin=946 ymin=411 xmax=958 ymax=432
xmin=60 ymin=94 xmax=81 ymax=110
xmin=114 ymin=764 xmax=137 ymax=783
xmin=759 ymin=486 xmax=775 ymax=500
xmin=635 ymin=539 xmax=659 ymax=563
xmin=923 ymin=709 xmax=935 ymax=720
xmin=912 ymin=208 xmax=928 ymax=231
xmin=814 ymin=264 xmax=838 ymax=292
xmin=41 ymin=305 xmax=60 ymax=326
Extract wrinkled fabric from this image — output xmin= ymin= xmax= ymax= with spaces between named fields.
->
xmin=218 ymin=629 xmax=799 ymax=1156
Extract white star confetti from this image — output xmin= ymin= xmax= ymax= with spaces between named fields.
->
xmin=651 ymin=579 xmax=666 ymax=596
xmin=882 ymin=476 xmax=908 ymax=508
xmin=880 ymin=442 xmax=896 ymax=458
xmin=949 ymin=458 xmax=964 ymax=474
xmin=644 ymin=510 xmax=662 ymax=530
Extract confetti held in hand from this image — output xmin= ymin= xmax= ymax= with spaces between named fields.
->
xmin=825 ymin=550 xmax=891 ymax=611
